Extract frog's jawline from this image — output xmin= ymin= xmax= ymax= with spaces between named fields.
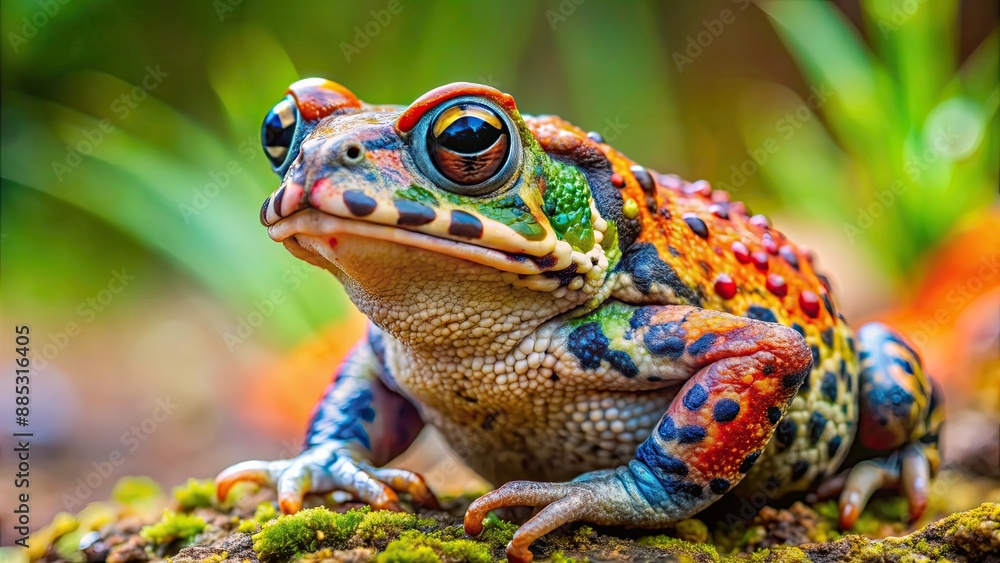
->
xmin=268 ymin=208 xmax=563 ymax=275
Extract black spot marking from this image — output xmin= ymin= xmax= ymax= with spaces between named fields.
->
xmin=713 ymin=398 xmax=740 ymax=423
xmin=542 ymin=263 xmax=580 ymax=287
xmin=782 ymin=368 xmax=809 ymax=389
xmin=657 ymin=416 xmax=676 ymax=441
xmin=763 ymin=364 xmax=775 ymax=376
xmin=808 ymin=412 xmax=827 ymax=444
xmin=605 ymin=350 xmax=639 ymax=379
xmin=687 ymin=333 xmax=718 ymax=356
xmin=776 ymin=418 xmax=797 ymax=449
xmin=791 ymin=460 xmax=810 ymax=481
xmin=709 ymin=478 xmax=731 ymax=495
xmin=739 ymin=451 xmax=761 ymax=473
xmin=810 ymin=345 xmax=821 ymax=367
xmin=779 ymin=246 xmax=800 ymax=270
xmin=272 ymin=185 xmax=287 ymax=217
xmin=792 ymin=323 xmax=806 ymax=337
xmin=891 ymin=356 xmax=915 ymax=375
xmin=823 ymin=293 xmax=835 ymax=316
xmin=568 ymin=323 xmax=607 ymax=369
xmin=664 ymin=479 xmax=704 ymax=498
xmin=828 ymin=435 xmax=842 ymax=457
xmin=683 ymin=384 xmax=708 ymax=410
xmin=839 ymin=359 xmax=848 ymax=379
xmin=821 ymin=371 xmax=838 ymax=402
xmin=260 ymin=196 xmax=271 ymax=226
xmin=616 ymin=243 xmax=701 ymax=304
xmin=630 ymin=307 xmax=655 ymax=330
xmin=684 ymin=215 xmax=709 ymax=238
xmin=678 ymin=425 xmax=706 ymax=444
xmin=656 ymin=453 xmax=689 ymax=476
xmin=481 ymin=411 xmax=498 ymax=431
xmin=395 ymin=199 xmax=436 ymax=226
xmin=821 ymin=327 xmax=834 ymax=348
xmin=644 ymin=323 xmax=686 ymax=358
xmin=846 ymin=336 xmax=856 ymax=354
xmin=767 ymin=406 xmax=782 ymax=425
xmin=746 ymin=306 xmax=778 ymax=324
xmin=919 ymin=433 xmax=939 ymax=445
xmin=631 ymin=165 xmax=655 ymax=194
xmin=343 ymin=189 xmax=377 ymax=216
xmin=448 ymin=210 xmax=484 ymax=238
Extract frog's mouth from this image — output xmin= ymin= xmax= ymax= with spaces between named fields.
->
xmin=268 ymin=208 xmax=569 ymax=276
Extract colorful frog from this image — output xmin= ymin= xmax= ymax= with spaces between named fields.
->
xmin=216 ymin=79 xmax=944 ymax=562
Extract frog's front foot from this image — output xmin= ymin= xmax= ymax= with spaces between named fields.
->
xmin=464 ymin=470 xmax=668 ymax=563
xmin=815 ymin=442 xmax=934 ymax=528
xmin=215 ymin=444 xmax=439 ymax=513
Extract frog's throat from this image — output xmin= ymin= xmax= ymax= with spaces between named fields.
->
xmin=268 ymin=208 xmax=611 ymax=291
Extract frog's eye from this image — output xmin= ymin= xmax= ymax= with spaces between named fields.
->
xmin=412 ymin=97 xmax=521 ymax=196
xmin=262 ymin=96 xmax=301 ymax=175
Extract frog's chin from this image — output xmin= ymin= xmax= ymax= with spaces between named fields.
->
xmin=268 ymin=208 xmax=563 ymax=276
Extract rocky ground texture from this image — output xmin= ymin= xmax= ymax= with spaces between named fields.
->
xmin=16 ymin=473 xmax=1000 ymax=562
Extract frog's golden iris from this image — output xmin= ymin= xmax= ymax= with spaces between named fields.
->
xmin=427 ymin=102 xmax=510 ymax=186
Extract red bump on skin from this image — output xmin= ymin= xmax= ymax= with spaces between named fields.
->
xmin=715 ymin=274 xmax=737 ymax=299
xmin=328 ymin=237 xmax=338 ymax=249
xmin=729 ymin=201 xmax=748 ymax=216
xmin=799 ymin=290 xmax=820 ymax=318
xmin=752 ymin=251 xmax=769 ymax=271
xmin=750 ymin=214 xmax=771 ymax=228
xmin=280 ymin=182 xmax=305 ymax=216
xmin=732 ymin=241 xmax=751 ymax=264
xmin=766 ymin=274 xmax=788 ymax=297
xmin=711 ymin=190 xmax=731 ymax=203
xmin=686 ymin=179 xmax=712 ymax=197
xmin=286 ymin=78 xmax=361 ymax=122
xmin=611 ymin=173 xmax=625 ymax=187
xmin=308 ymin=178 xmax=332 ymax=208
xmin=397 ymin=82 xmax=518 ymax=133
xmin=762 ymin=233 xmax=779 ymax=255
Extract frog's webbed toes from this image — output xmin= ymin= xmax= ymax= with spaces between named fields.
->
xmin=816 ymin=443 xmax=931 ymax=528
xmin=465 ymin=481 xmax=597 ymax=563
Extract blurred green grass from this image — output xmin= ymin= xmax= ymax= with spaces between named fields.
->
xmin=1 ymin=0 xmax=996 ymax=346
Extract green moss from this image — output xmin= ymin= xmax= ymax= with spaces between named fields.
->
xmin=377 ymin=530 xmax=492 ymax=563
xmin=548 ymin=552 xmax=582 ymax=563
xmin=172 ymin=478 xmax=216 ymax=511
xmin=354 ymin=509 xmax=434 ymax=543
xmin=478 ymin=512 xmax=517 ymax=548
xmin=236 ymin=502 xmax=280 ymax=534
xmin=111 ymin=476 xmax=164 ymax=507
xmin=139 ymin=510 xmax=206 ymax=546
xmin=540 ymin=157 xmax=594 ymax=251
xmin=252 ymin=506 xmax=369 ymax=561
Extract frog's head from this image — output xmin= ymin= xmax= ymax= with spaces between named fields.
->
xmin=259 ymin=79 xmax=636 ymax=353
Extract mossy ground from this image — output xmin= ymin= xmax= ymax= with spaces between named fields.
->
xmin=13 ymin=473 xmax=1000 ymax=562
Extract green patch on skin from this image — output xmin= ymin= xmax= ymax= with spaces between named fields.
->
xmin=139 ymin=510 xmax=206 ymax=546
xmin=397 ymin=185 xmax=439 ymax=206
xmin=377 ymin=530 xmax=492 ymax=563
xmin=539 ymin=157 xmax=594 ymax=252
xmin=567 ymin=301 xmax=633 ymax=345
xmin=252 ymin=506 xmax=370 ymax=561
xmin=441 ymin=191 xmax=546 ymax=241
xmin=172 ymin=478 xmax=216 ymax=511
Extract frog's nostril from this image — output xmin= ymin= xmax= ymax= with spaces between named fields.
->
xmin=341 ymin=141 xmax=365 ymax=165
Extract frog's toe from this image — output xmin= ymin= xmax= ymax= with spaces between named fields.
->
xmin=365 ymin=466 xmax=440 ymax=509
xmin=215 ymin=459 xmax=290 ymax=502
xmin=818 ymin=443 xmax=930 ymax=528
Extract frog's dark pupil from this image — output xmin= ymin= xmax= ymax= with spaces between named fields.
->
xmin=436 ymin=116 xmax=503 ymax=154
xmin=263 ymin=111 xmax=294 ymax=157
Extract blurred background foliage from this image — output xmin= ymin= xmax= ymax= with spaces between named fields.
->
xmin=0 ymin=0 xmax=997 ymax=533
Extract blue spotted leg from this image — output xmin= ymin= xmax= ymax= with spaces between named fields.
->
xmin=816 ymin=322 xmax=943 ymax=527
xmin=465 ymin=304 xmax=812 ymax=563
xmin=215 ymin=332 xmax=437 ymax=512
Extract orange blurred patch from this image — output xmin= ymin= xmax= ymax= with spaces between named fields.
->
xmin=242 ymin=309 xmax=369 ymax=438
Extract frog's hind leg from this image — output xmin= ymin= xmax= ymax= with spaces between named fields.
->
xmin=817 ymin=322 xmax=944 ymax=528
